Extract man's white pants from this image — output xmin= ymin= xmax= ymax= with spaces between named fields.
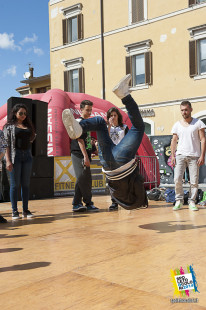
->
xmin=174 ymin=155 xmax=199 ymax=203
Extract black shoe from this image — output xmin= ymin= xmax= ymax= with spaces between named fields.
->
xmin=0 ymin=215 xmax=7 ymax=223
xmin=12 ymin=211 xmax=20 ymax=220
xmin=86 ymin=204 xmax=100 ymax=212
xmin=109 ymin=203 xmax=118 ymax=211
xmin=72 ymin=204 xmax=87 ymax=212
xmin=22 ymin=210 xmax=33 ymax=218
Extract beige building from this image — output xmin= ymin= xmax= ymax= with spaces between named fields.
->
xmin=49 ymin=0 xmax=206 ymax=135
xmin=16 ymin=66 xmax=51 ymax=97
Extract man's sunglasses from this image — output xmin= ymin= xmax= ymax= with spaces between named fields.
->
xmin=18 ymin=112 xmax=27 ymax=116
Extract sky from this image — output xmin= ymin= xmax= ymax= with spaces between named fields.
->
xmin=0 ymin=0 xmax=50 ymax=107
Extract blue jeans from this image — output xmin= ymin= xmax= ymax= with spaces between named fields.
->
xmin=9 ymin=149 xmax=33 ymax=212
xmin=80 ymin=95 xmax=145 ymax=170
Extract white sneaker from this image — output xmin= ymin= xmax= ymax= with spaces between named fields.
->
xmin=173 ymin=200 xmax=182 ymax=211
xmin=189 ymin=201 xmax=198 ymax=211
xmin=62 ymin=109 xmax=83 ymax=139
xmin=112 ymin=74 xmax=132 ymax=99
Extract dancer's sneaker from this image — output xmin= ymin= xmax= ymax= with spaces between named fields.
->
xmin=109 ymin=202 xmax=118 ymax=211
xmin=12 ymin=211 xmax=20 ymax=220
xmin=22 ymin=210 xmax=34 ymax=218
xmin=173 ymin=200 xmax=182 ymax=211
xmin=62 ymin=109 xmax=83 ymax=139
xmin=72 ymin=204 xmax=87 ymax=212
xmin=112 ymin=74 xmax=132 ymax=99
xmin=189 ymin=201 xmax=198 ymax=211
xmin=86 ymin=204 xmax=100 ymax=212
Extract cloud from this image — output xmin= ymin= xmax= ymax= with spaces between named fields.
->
xmin=20 ymin=34 xmax=38 ymax=45
xmin=0 ymin=33 xmax=21 ymax=50
xmin=33 ymin=47 xmax=44 ymax=56
xmin=5 ymin=65 xmax=17 ymax=77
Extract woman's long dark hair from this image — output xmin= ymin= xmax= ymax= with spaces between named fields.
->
xmin=107 ymin=107 xmax=124 ymax=127
xmin=4 ymin=103 xmax=36 ymax=140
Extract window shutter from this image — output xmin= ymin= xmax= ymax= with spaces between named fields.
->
xmin=132 ymin=0 xmax=144 ymax=23
xmin=189 ymin=0 xmax=196 ymax=6
xmin=126 ymin=56 xmax=132 ymax=86
xmin=64 ymin=71 xmax=70 ymax=92
xmin=62 ymin=19 xmax=68 ymax=45
xmin=189 ymin=40 xmax=197 ymax=77
xmin=145 ymin=51 xmax=152 ymax=85
xmin=77 ymin=14 xmax=83 ymax=40
xmin=78 ymin=68 xmax=85 ymax=93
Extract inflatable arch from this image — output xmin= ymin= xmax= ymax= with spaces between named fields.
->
xmin=0 ymin=89 xmax=160 ymax=187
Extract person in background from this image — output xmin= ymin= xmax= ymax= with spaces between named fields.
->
xmin=3 ymin=104 xmax=36 ymax=220
xmin=107 ymin=107 xmax=128 ymax=211
xmin=70 ymin=100 xmax=99 ymax=212
xmin=171 ymin=101 xmax=206 ymax=211
xmin=0 ymin=130 xmax=7 ymax=223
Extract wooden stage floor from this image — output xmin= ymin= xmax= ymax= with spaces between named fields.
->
xmin=0 ymin=195 xmax=206 ymax=310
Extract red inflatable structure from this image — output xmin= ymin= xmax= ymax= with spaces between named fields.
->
xmin=0 ymin=89 xmax=160 ymax=188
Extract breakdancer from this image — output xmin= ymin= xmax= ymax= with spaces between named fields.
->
xmin=62 ymin=74 xmax=148 ymax=210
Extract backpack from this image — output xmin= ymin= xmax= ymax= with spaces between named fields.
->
xmin=195 ymin=189 xmax=204 ymax=204
xmin=164 ymin=189 xmax=175 ymax=203
xmin=147 ymin=188 xmax=161 ymax=201
xmin=183 ymin=190 xmax=189 ymax=205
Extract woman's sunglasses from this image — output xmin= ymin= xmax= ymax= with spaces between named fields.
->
xmin=18 ymin=112 xmax=27 ymax=116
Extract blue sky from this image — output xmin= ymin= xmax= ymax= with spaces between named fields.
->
xmin=0 ymin=0 xmax=50 ymax=107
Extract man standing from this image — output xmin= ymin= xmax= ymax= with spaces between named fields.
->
xmin=171 ymin=101 xmax=206 ymax=211
xmin=70 ymin=100 xmax=99 ymax=212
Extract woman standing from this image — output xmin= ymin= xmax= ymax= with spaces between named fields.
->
xmin=3 ymin=104 xmax=36 ymax=219
xmin=107 ymin=107 xmax=128 ymax=211
xmin=0 ymin=130 xmax=7 ymax=223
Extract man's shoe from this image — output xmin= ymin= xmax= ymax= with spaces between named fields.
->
xmin=12 ymin=211 xmax=20 ymax=219
xmin=62 ymin=109 xmax=83 ymax=139
xmin=112 ymin=74 xmax=131 ymax=99
xmin=109 ymin=203 xmax=118 ymax=211
xmin=173 ymin=201 xmax=182 ymax=211
xmin=72 ymin=204 xmax=87 ymax=212
xmin=22 ymin=210 xmax=33 ymax=218
xmin=189 ymin=201 xmax=198 ymax=211
xmin=86 ymin=204 xmax=100 ymax=212
xmin=0 ymin=215 xmax=7 ymax=223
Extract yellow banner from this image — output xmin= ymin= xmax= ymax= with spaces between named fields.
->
xmin=54 ymin=156 xmax=106 ymax=195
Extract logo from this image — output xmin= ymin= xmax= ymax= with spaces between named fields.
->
xmin=170 ymin=265 xmax=199 ymax=297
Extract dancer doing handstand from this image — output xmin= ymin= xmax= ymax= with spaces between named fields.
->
xmin=62 ymin=75 xmax=148 ymax=210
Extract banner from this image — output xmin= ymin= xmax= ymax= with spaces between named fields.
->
xmin=54 ymin=156 xmax=107 ymax=196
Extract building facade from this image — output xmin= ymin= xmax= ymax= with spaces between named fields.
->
xmin=49 ymin=0 xmax=206 ymax=135
xmin=16 ymin=66 xmax=51 ymax=97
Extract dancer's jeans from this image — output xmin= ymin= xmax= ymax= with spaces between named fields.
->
xmin=80 ymin=95 xmax=145 ymax=170
xmin=9 ymin=149 xmax=33 ymax=212
xmin=174 ymin=155 xmax=199 ymax=203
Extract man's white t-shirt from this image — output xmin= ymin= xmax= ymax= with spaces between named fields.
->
xmin=171 ymin=118 xmax=205 ymax=157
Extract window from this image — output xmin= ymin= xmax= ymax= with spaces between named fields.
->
xmin=62 ymin=4 xmax=83 ymax=45
xmin=129 ymin=0 xmax=147 ymax=24
xmin=63 ymin=57 xmax=84 ymax=93
xmin=189 ymin=0 xmax=206 ymax=5
xmin=144 ymin=122 xmax=151 ymax=135
xmin=199 ymin=39 xmax=206 ymax=74
xmin=188 ymin=24 xmax=206 ymax=77
xmin=125 ymin=40 xmax=152 ymax=88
